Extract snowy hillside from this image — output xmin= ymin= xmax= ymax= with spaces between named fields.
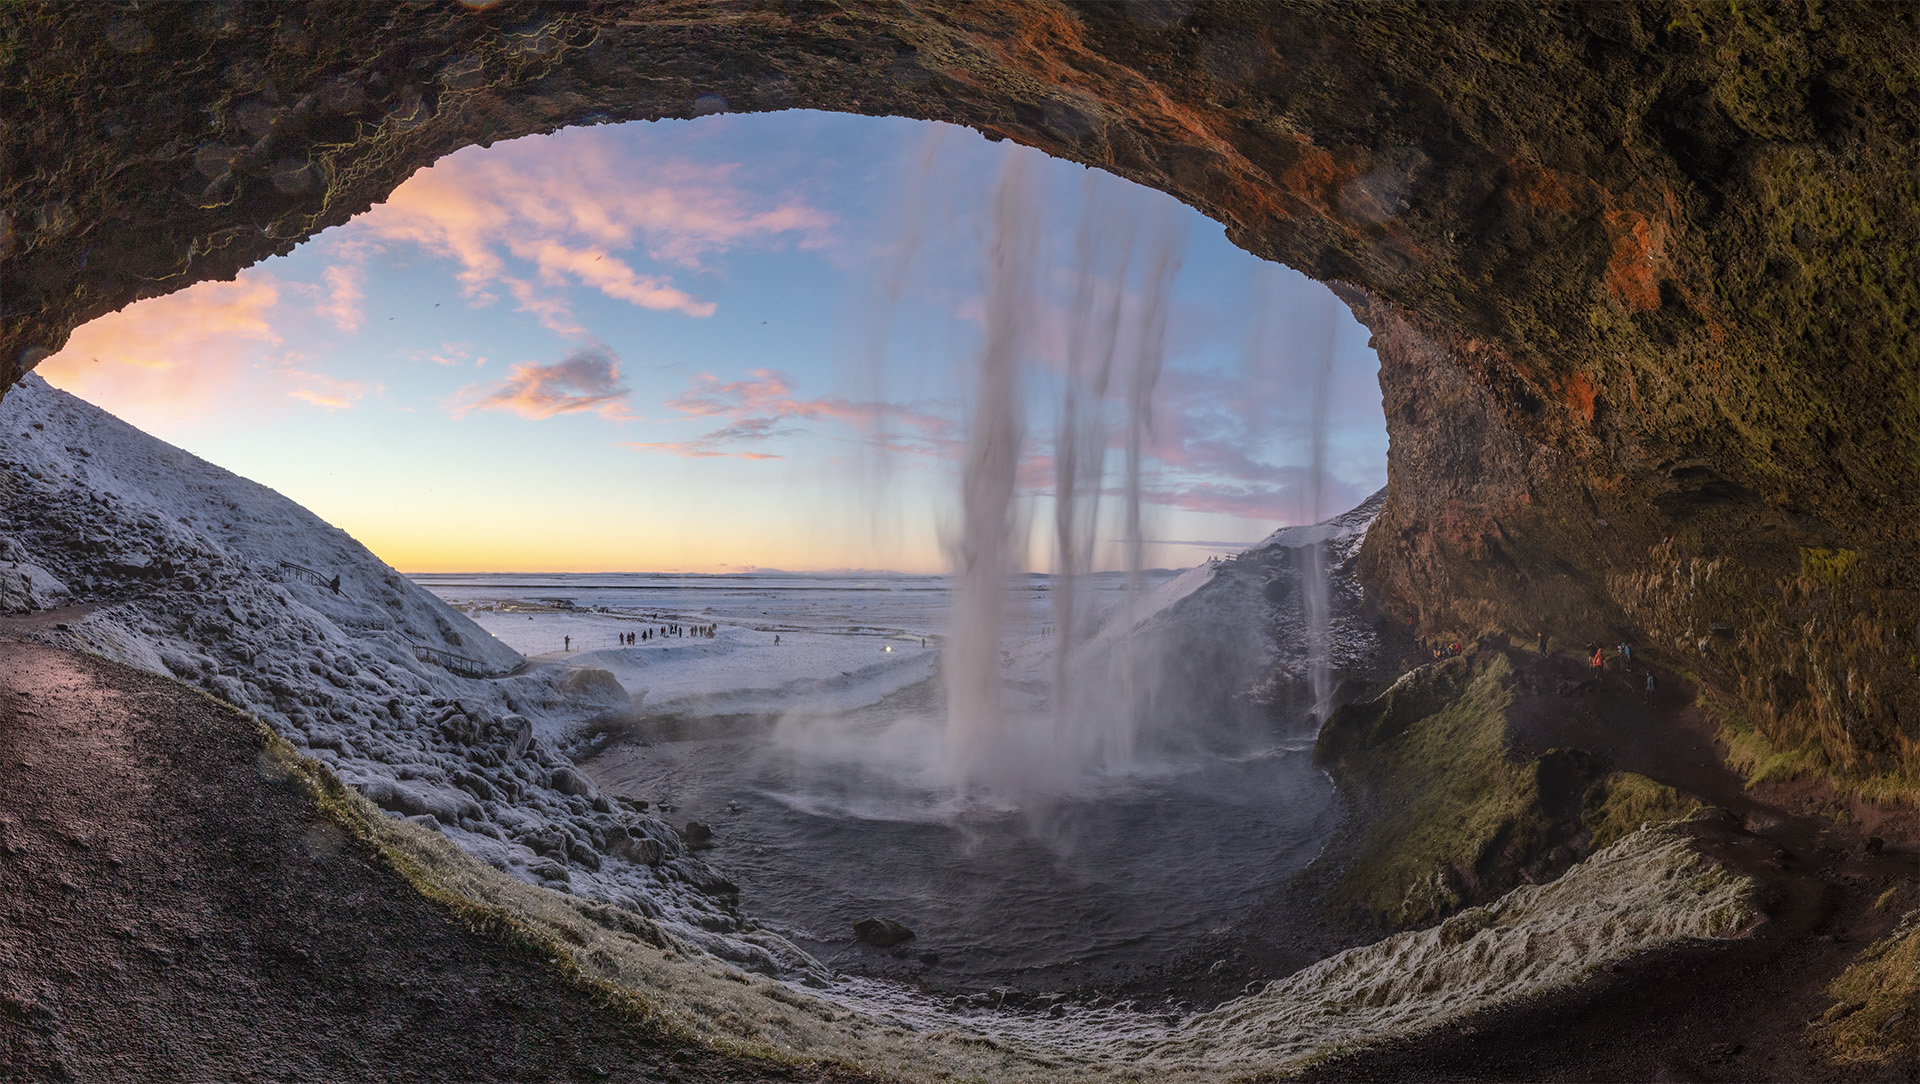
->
xmin=0 ymin=374 xmax=823 ymax=979
xmin=1051 ymin=489 xmax=1386 ymax=738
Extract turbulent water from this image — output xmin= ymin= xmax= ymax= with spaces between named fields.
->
xmin=429 ymin=571 xmax=1340 ymax=992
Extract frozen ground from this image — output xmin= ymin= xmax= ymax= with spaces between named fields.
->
xmin=0 ymin=375 xmax=1763 ymax=1079
xmin=0 ymin=374 xmax=822 ymax=978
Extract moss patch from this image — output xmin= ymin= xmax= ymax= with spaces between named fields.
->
xmin=1808 ymin=909 xmax=1920 ymax=1065
xmin=1317 ymin=652 xmax=1604 ymax=929
xmin=1583 ymin=772 xmax=1703 ymax=852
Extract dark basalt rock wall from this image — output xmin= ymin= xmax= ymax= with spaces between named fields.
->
xmin=3 ymin=2 xmax=1915 ymax=789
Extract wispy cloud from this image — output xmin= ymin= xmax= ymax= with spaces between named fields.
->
xmin=36 ymin=275 xmax=285 ymax=420
xmin=284 ymin=364 xmax=374 ymax=411
xmin=627 ymin=368 xmax=955 ymax=460
xmin=450 ymin=345 xmax=631 ymax=420
xmin=315 ymin=264 xmax=364 ymax=333
xmin=348 ymin=131 xmax=833 ymax=334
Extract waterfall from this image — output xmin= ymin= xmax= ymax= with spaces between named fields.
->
xmin=942 ymin=154 xmax=1185 ymax=799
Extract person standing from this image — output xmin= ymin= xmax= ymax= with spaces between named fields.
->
xmin=564 ymin=635 xmax=571 ymax=652
xmin=1645 ymin=670 xmax=1656 ymax=704
xmin=1537 ymin=630 xmax=1546 ymax=655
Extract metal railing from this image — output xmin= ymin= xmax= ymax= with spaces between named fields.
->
xmin=409 ymin=641 xmax=496 ymax=678
xmin=277 ymin=561 xmax=340 ymax=594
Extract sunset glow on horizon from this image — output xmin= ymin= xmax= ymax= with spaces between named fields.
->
xmin=40 ymin=112 xmax=1387 ymax=575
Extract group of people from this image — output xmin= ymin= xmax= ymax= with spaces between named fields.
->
xmin=1584 ymin=640 xmax=1633 ymax=672
xmin=616 ymin=622 xmax=716 ymax=646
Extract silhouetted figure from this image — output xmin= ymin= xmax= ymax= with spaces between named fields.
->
xmin=1537 ymin=630 xmax=1546 ymax=654
xmin=328 ymin=574 xmax=341 ymax=595
xmin=1645 ymin=671 xmax=1656 ymax=704
xmin=564 ymin=635 xmax=571 ymax=652
xmin=774 ymin=634 xmax=781 ymax=646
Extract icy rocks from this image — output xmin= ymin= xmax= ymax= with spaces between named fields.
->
xmin=853 ymin=917 xmax=916 ymax=947
xmin=504 ymin=714 xmax=534 ymax=758
xmin=549 ymin=765 xmax=596 ymax=799
xmin=0 ymin=374 xmax=832 ymax=984
xmin=353 ymin=778 xmax=482 ymax=825
xmin=608 ymin=827 xmax=665 ymax=866
xmin=558 ymin=667 xmax=628 ymax=708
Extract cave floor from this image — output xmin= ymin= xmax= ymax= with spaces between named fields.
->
xmin=0 ymin=624 xmax=875 ymax=1083
xmin=1297 ymin=646 xmax=1918 ymax=1083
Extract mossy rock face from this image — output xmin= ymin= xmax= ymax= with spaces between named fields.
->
xmin=1321 ymin=650 xmax=1711 ymax=931
xmin=2 ymin=3 xmax=1914 ymax=795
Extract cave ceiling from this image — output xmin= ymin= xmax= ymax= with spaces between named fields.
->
xmin=3 ymin=2 xmax=1915 ymax=784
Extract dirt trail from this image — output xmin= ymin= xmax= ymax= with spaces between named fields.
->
xmin=0 ymin=627 xmax=872 ymax=1083
xmin=1300 ymin=646 xmax=1918 ymax=1083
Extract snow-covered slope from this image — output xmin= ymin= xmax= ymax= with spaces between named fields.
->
xmin=1052 ymin=489 xmax=1386 ymax=740
xmin=0 ymin=375 xmax=821 ymax=979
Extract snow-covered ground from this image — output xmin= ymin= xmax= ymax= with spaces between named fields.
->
xmin=0 ymin=374 xmax=820 ymax=978
xmin=0 ymin=375 xmax=1759 ymax=1080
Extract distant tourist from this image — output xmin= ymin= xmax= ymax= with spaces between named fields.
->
xmin=1537 ymin=630 xmax=1546 ymax=654
xmin=1645 ymin=671 xmax=1656 ymax=704
xmin=1590 ymin=645 xmax=1604 ymax=669
xmin=564 ymin=635 xmax=571 ymax=652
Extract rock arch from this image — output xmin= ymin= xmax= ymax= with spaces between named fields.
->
xmin=3 ymin=2 xmax=1915 ymax=786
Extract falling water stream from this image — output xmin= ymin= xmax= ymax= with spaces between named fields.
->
xmin=581 ymin=148 xmax=1355 ymax=992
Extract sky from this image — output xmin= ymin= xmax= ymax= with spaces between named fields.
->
xmin=39 ymin=111 xmax=1386 ymax=574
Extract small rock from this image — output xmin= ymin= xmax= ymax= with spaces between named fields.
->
xmin=1862 ymin=835 xmax=1885 ymax=856
xmin=1707 ymin=1041 xmax=1742 ymax=1059
xmin=1243 ymin=980 xmax=1268 ymax=996
xmin=853 ymin=917 xmax=915 ymax=947
xmin=680 ymin=821 xmax=714 ymax=848
xmin=918 ymin=952 xmax=941 ymax=966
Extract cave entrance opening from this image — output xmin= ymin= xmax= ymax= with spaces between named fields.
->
xmin=36 ymin=109 xmax=1389 ymax=993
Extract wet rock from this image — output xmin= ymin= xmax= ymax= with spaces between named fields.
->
xmin=679 ymin=821 xmax=714 ymax=848
xmin=853 ymin=917 xmax=915 ymax=947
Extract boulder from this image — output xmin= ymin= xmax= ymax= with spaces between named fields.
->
xmin=853 ymin=917 xmax=915 ymax=947
xmin=679 ymin=821 xmax=714 ymax=848
xmin=608 ymin=829 xmax=664 ymax=866
xmin=504 ymin=714 xmax=533 ymax=758
xmin=549 ymin=766 xmax=596 ymax=799
xmin=559 ymin=667 xmax=629 ymax=708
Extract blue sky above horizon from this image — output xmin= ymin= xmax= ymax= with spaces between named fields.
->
xmin=42 ymin=111 xmax=1386 ymax=574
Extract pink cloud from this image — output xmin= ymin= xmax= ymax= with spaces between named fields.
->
xmin=35 ymin=275 xmax=285 ymax=421
xmin=349 ymin=131 xmax=832 ymax=332
xmin=628 ymin=368 xmax=956 ymax=461
xmin=284 ymin=366 xmax=373 ymax=411
xmin=315 ymin=264 xmax=364 ymax=333
xmin=450 ymin=346 xmax=631 ymax=420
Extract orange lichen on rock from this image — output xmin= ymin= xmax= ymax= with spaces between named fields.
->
xmin=1506 ymin=159 xmax=1578 ymax=213
xmin=1563 ymin=371 xmax=1599 ymax=425
xmin=1604 ymin=208 xmax=1667 ymax=312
